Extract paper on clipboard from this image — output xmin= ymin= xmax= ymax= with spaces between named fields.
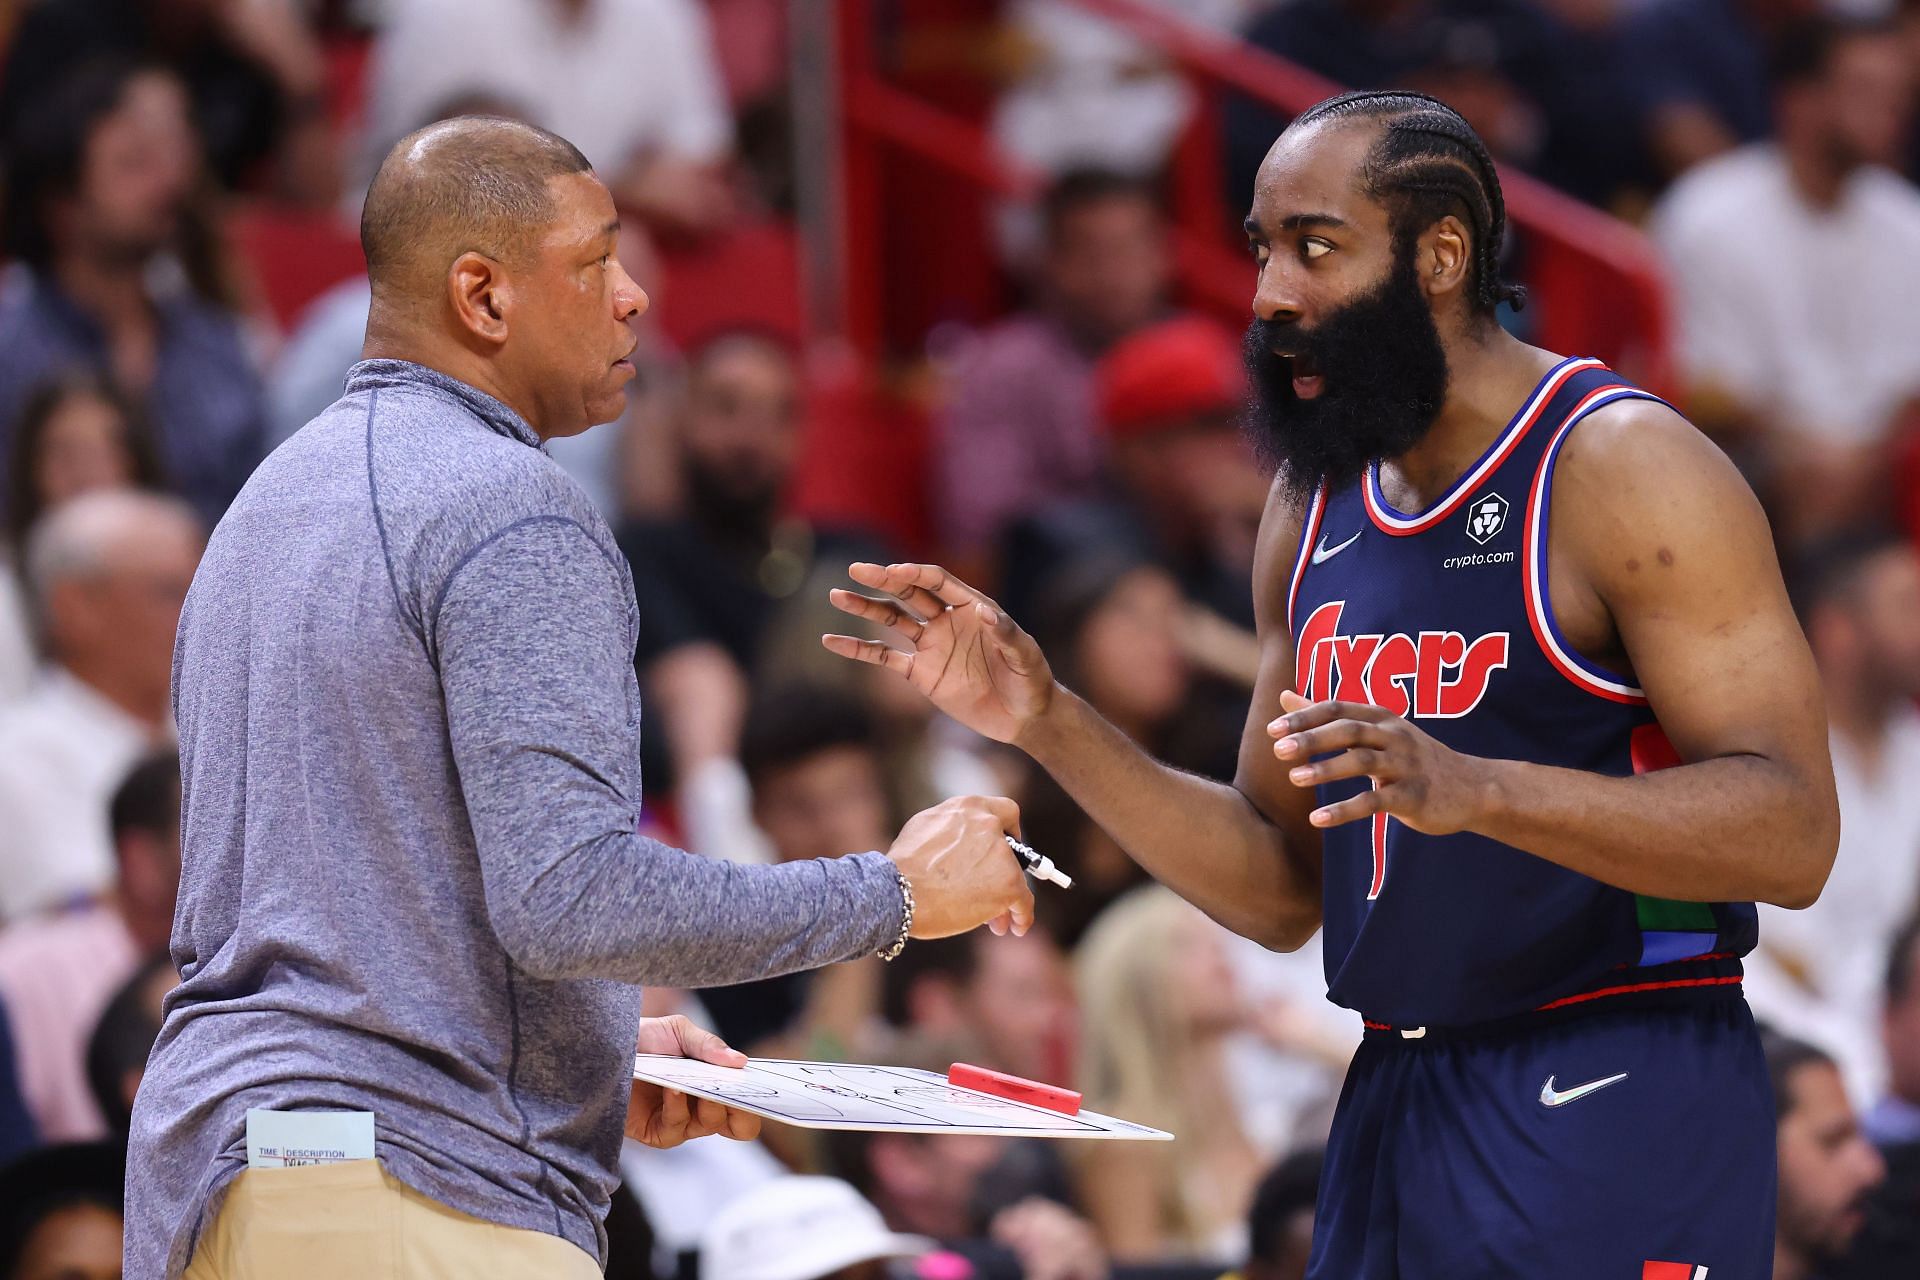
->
xmin=633 ymin=1055 xmax=1173 ymax=1141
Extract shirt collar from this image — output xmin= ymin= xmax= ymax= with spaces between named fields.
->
xmin=344 ymin=359 xmax=544 ymax=449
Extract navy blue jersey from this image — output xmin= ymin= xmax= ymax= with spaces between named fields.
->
xmin=1286 ymin=356 xmax=1758 ymax=1028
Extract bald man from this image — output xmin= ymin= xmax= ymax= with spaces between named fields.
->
xmin=126 ymin=117 xmax=1032 ymax=1280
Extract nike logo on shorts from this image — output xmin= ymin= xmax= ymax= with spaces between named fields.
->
xmin=1539 ymin=1071 xmax=1629 ymax=1108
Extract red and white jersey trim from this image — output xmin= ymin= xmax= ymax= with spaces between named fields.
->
xmin=1522 ymin=384 xmax=1655 ymax=704
xmin=1363 ymin=356 xmax=1604 ymax=536
xmin=1286 ymin=483 xmax=1327 ymax=635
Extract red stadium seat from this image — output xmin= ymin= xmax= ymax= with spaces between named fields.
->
xmin=228 ymin=202 xmax=367 ymax=333
xmin=652 ymin=219 xmax=805 ymax=353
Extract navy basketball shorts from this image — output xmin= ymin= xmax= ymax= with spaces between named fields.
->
xmin=1307 ymin=996 xmax=1775 ymax=1280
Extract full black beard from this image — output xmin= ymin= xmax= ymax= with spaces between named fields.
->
xmin=1242 ymin=244 xmax=1450 ymax=496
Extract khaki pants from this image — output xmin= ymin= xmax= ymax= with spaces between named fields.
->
xmin=182 ymin=1160 xmax=602 ymax=1279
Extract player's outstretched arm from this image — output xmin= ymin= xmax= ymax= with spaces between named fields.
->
xmin=822 ymin=482 xmax=1324 ymax=950
xmin=1272 ymin=400 xmax=1838 ymax=908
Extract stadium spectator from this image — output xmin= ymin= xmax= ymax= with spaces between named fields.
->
xmin=742 ymin=684 xmax=893 ymax=868
xmin=881 ymin=927 xmax=1079 ymax=1089
xmin=1648 ymin=16 xmax=1920 ymax=542
xmin=1750 ymin=532 xmax=1920 ymax=1100
xmin=1624 ymin=0 xmax=1808 ymax=180
xmin=0 ymin=1141 xmax=124 ymax=1280
xmin=360 ymin=0 xmax=735 ymax=238
xmin=0 ymin=493 xmax=199 ymax=920
xmin=0 ymin=60 xmax=267 ymax=528
xmin=1762 ymin=1027 xmax=1886 ymax=1280
xmin=84 ymin=953 xmax=176 ymax=1140
xmin=0 ymin=752 xmax=177 ymax=1142
xmin=1837 ymin=918 xmax=1920 ymax=1273
xmin=991 ymin=0 xmax=1258 ymax=178
xmin=0 ymin=1012 xmax=37 ymax=1166
xmin=1093 ymin=313 xmax=1262 ymax=632
xmin=0 ymin=372 xmax=165 ymax=703
xmin=692 ymin=684 xmax=893 ymax=1053
xmin=1869 ymin=920 xmax=1920 ymax=1150
xmin=1232 ymin=1149 xmax=1322 ymax=1280
xmin=753 ymin=577 xmax=1008 ymax=838
xmin=773 ymin=663 xmax=1010 ymax=828
xmin=1222 ymin=934 xmax=1355 ymax=1157
xmin=978 ymin=317 xmax=1261 ymax=660
xmin=933 ymin=169 xmax=1171 ymax=563
xmin=0 ymin=0 xmax=329 ymax=199
xmin=700 ymin=1175 xmax=932 ymax=1280
xmin=618 ymin=331 xmax=881 ymax=812
xmin=1027 ymin=557 xmax=1196 ymax=759
xmin=1015 ymin=553 xmax=1235 ymax=943
xmin=828 ymin=1128 xmax=1109 ymax=1280
xmin=1073 ymin=886 xmax=1263 ymax=1263
xmin=1227 ymin=0 xmax=1644 ymax=210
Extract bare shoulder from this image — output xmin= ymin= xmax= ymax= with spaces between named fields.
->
xmin=1552 ymin=394 xmax=1778 ymax=602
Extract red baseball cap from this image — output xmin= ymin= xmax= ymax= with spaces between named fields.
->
xmin=1096 ymin=314 xmax=1246 ymax=440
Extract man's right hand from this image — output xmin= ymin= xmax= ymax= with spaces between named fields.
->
xmin=886 ymin=795 xmax=1034 ymax=939
xmin=823 ymin=562 xmax=1056 ymax=747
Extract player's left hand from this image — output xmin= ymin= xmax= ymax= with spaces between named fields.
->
xmin=625 ymin=1014 xmax=762 ymax=1149
xmin=1270 ymin=689 xmax=1492 ymax=835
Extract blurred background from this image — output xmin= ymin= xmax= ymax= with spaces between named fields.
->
xmin=0 ymin=1 xmax=1916 ymax=1278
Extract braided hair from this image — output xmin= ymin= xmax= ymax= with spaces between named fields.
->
xmin=1292 ymin=90 xmax=1526 ymax=317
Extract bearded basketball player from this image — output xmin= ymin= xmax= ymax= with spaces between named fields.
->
xmin=825 ymin=91 xmax=1839 ymax=1279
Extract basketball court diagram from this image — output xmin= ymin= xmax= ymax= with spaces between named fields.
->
xmin=632 ymin=1055 xmax=1172 ymax=1140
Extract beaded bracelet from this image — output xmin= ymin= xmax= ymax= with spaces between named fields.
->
xmin=877 ymin=866 xmax=914 ymax=962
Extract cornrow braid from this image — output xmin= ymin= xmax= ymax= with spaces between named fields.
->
xmin=1293 ymin=90 xmax=1527 ymax=317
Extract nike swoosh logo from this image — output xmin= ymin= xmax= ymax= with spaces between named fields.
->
xmin=1539 ymin=1071 xmax=1629 ymax=1108
xmin=1311 ymin=530 xmax=1362 ymax=564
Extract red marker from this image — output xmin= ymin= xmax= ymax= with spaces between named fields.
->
xmin=948 ymin=1063 xmax=1082 ymax=1115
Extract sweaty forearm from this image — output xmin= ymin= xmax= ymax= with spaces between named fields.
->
xmin=1020 ymin=690 xmax=1319 ymax=948
xmin=1472 ymin=754 xmax=1835 ymax=908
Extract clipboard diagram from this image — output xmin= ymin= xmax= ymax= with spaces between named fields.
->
xmin=633 ymin=1055 xmax=1173 ymax=1141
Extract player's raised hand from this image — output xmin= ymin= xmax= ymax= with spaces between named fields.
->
xmin=1269 ymin=689 xmax=1493 ymax=835
xmin=824 ymin=562 xmax=1055 ymax=746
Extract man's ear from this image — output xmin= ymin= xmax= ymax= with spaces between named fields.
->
xmin=448 ymin=251 xmax=511 ymax=345
xmin=1423 ymin=215 xmax=1470 ymax=300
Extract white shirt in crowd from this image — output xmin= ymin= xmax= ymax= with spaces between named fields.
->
xmin=0 ymin=667 xmax=155 ymax=919
xmin=1650 ymin=143 xmax=1920 ymax=447
xmin=993 ymin=0 xmax=1260 ymax=178
xmin=1747 ymin=706 xmax=1920 ymax=1103
xmin=0 ymin=565 xmax=32 ymax=705
xmin=361 ymin=0 xmax=732 ymax=179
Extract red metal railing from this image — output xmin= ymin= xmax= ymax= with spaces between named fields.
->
xmin=829 ymin=0 xmax=1674 ymax=393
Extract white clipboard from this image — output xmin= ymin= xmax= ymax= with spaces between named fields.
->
xmin=633 ymin=1055 xmax=1173 ymax=1141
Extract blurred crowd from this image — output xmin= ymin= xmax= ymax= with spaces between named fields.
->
xmin=0 ymin=1 xmax=1916 ymax=1279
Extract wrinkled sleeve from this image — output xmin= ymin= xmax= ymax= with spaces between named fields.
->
xmin=431 ymin=514 xmax=902 ymax=986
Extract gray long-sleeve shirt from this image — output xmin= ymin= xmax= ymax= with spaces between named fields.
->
xmin=125 ymin=360 xmax=903 ymax=1278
